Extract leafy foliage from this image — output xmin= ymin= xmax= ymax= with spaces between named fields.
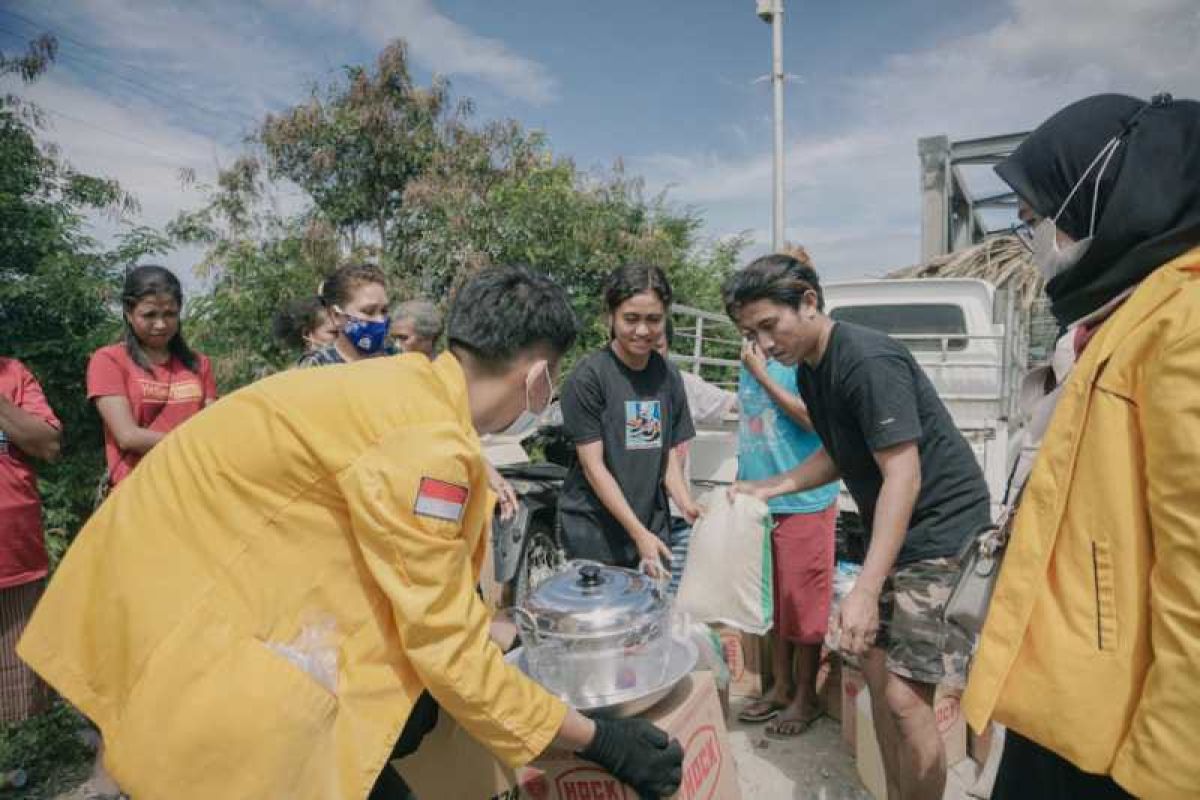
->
xmin=0 ymin=702 xmax=92 ymax=795
xmin=0 ymin=39 xmax=166 ymax=557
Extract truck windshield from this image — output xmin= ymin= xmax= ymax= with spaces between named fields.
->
xmin=829 ymin=304 xmax=968 ymax=351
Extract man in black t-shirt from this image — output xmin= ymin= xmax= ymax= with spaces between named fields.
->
xmin=724 ymin=254 xmax=990 ymax=800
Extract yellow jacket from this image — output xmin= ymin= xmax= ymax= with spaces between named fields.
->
xmin=19 ymin=354 xmax=566 ymax=800
xmin=964 ymin=250 xmax=1200 ymax=799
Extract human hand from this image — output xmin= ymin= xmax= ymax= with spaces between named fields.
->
xmin=680 ymin=500 xmax=701 ymax=525
xmin=488 ymin=611 xmax=519 ymax=653
xmin=741 ymin=339 xmax=768 ymax=378
xmin=727 ymin=480 xmax=770 ymax=504
xmin=634 ymin=533 xmax=672 ymax=580
xmin=578 ymin=717 xmax=683 ymax=799
xmin=837 ymin=585 xmax=881 ymax=656
xmin=487 ymin=466 xmax=518 ymax=522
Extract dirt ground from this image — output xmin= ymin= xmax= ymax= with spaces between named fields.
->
xmin=728 ymin=697 xmax=1000 ymax=800
xmin=729 ymin=710 xmax=871 ymax=800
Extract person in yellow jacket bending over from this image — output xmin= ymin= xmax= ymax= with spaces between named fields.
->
xmin=18 ymin=265 xmax=684 ymax=800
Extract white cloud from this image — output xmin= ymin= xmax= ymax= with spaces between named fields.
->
xmin=27 ymin=0 xmax=316 ymax=124
xmin=639 ymin=0 xmax=1200 ymax=280
xmin=18 ymin=71 xmax=238 ymax=289
xmin=270 ymin=0 xmax=558 ymax=105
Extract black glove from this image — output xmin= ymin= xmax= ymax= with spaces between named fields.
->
xmin=578 ymin=717 xmax=683 ymax=799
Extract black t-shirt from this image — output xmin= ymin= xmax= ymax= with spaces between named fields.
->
xmin=797 ymin=322 xmax=990 ymax=565
xmin=558 ymin=348 xmax=696 ymax=567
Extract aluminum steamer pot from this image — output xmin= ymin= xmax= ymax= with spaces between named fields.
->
xmin=514 ymin=560 xmax=671 ymax=706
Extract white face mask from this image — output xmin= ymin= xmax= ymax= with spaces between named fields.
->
xmin=1030 ymin=135 xmax=1122 ymax=282
xmin=499 ymin=363 xmax=554 ymax=438
xmin=1030 ymin=218 xmax=1093 ymax=281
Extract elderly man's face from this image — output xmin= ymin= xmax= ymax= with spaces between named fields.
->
xmin=391 ymin=317 xmax=435 ymax=358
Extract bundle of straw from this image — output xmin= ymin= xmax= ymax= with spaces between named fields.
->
xmin=888 ymin=235 xmax=1044 ymax=311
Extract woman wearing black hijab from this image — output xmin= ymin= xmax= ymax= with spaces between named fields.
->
xmin=962 ymin=93 xmax=1200 ymax=800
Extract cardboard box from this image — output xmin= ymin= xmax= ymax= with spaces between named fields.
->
xmin=853 ymin=684 xmax=968 ymax=800
xmin=840 ymin=662 xmax=866 ymax=750
xmin=713 ymin=624 xmax=763 ymax=699
xmin=968 ymin=721 xmax=1000 ymax=767
xmin=816 ymin=649 xmax=842 ymax=722
xmin=391 ymin=708 xmax=519 ymax=799
xmin=935 ymin=687 xmax=967 ymax=768
xmin=395 ymin=672 xmax=741 ymax=800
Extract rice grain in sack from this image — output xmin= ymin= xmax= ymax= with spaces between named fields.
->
xmin=675 ymin=490 xmax=774 ymax=635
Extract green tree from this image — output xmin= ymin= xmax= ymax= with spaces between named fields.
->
xmin=176 ymin=37 xmax=744 ymax=389
xmin=256 ymin=40 xmax=451 ymax=259
xmin=0 ymin=36 xmax=168 ymax=550
xmin=396 ymin=119 xmax=744 ymax=357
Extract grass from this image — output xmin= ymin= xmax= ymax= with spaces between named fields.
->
xmin=0 ymin=702 xmax=93 ymax=799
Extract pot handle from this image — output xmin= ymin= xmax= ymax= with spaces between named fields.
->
xmin=510 ymin=606 xmax=541 ymax=645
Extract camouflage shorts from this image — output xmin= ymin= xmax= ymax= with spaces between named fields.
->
xmin=876 ymin=557 xmax=973 ymax=688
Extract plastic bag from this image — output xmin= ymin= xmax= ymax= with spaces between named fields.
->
xmin=673 ymin=614 xmax=731 ymax=692
xmin=675 ymin=489 xmax=774 ymax=635
xmin=824 ymin=561 xmax=891 ymax=659
xmin=266 ymin=618 xmax=339 ymax=695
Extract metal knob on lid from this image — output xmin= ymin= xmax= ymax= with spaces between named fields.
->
xmin=578 ymin=564 xmax=605 ymax=589
xmin=519 ymin=560 xmax=667 ymax=638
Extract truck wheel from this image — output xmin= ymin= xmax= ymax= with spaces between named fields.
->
xmin=516 ymin=519 xmax=565 ymax=604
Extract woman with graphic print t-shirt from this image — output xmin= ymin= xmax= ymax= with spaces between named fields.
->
xmin=558 ymin=265 xmax=698 ymax=575
xmin=88 ymin=266 xmax=217 ymax=489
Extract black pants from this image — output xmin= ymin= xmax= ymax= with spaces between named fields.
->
xmin=992 ymin=730 xmax=1133 ymax=800
xmin=368 ymin=692 xmax=440 ymax=800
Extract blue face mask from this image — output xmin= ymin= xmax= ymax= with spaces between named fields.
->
xmin=340 ymin=312 xmax=391 ymax=356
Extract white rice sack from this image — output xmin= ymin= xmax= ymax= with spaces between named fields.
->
xmin=675 ymin=490 xmax=774 ymax=635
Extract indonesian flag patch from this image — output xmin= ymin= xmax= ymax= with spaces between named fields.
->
xmin=414 ymin=477 xmax=469 ymax=523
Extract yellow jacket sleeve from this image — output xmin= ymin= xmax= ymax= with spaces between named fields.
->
xmin=1112 ymin=329 xmax=1200 ymax=799
xmin=337 ymin=427 xmax=567 ymax=768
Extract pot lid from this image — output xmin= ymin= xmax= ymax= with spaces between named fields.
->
xmin=520 ymin=560 xmax=667 ymax=637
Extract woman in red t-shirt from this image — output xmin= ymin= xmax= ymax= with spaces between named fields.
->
xmin=88 ymin=265 xmax=217 ymax=489
xmin=0 ymin=357 xmax=61 ymax=722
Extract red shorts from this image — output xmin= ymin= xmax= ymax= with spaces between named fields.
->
xmin=771 ymin=504 xmax=837 ymax=645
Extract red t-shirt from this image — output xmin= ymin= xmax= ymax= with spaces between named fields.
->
xmin=0 ymin=358 xmax=61 ymax=588
xmin=86 ymin=344 xmax=217 ymax=486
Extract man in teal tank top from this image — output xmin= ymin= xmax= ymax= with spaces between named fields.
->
xmin=735 ymin=341 xmax=839 ymax=737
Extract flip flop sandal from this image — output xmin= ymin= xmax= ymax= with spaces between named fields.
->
xmin=764 ymin=712 xmax=823 ymax=739
xmin=737 ymin=702 xmax=783 ymax=724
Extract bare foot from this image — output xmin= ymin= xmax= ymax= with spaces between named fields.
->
xmin=765 ymin=697 xmax=822 ymax=738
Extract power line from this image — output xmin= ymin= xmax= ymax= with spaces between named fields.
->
xmin=36 ymin=105 xmax=218 ymax=176
xmin=0 ymin=9 xmax=261 ymax=129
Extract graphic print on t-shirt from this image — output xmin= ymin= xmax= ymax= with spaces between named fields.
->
xmin=624 ymin=400 xmax=663 ymax=450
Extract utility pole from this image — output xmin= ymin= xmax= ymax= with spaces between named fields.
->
xmin=757 ymin=0 xmax=785 ymax=252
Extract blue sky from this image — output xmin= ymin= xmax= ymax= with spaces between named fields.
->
xmin=4 ymin=1 xmax=1199 ymax=287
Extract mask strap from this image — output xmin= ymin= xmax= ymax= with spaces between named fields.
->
xmin=528 ymin=362 xmax=554 ymax=414
xmin=1052 ymin=94 xmax=1165 ymax=234
xmin=1053 ymin=136 xmax=1119 ymax=226
xmin=1087 ymin=139 xmax=1122 ymax=237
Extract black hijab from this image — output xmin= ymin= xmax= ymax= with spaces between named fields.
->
xmin=996 ymin=93 xmax=1200 ymax=325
